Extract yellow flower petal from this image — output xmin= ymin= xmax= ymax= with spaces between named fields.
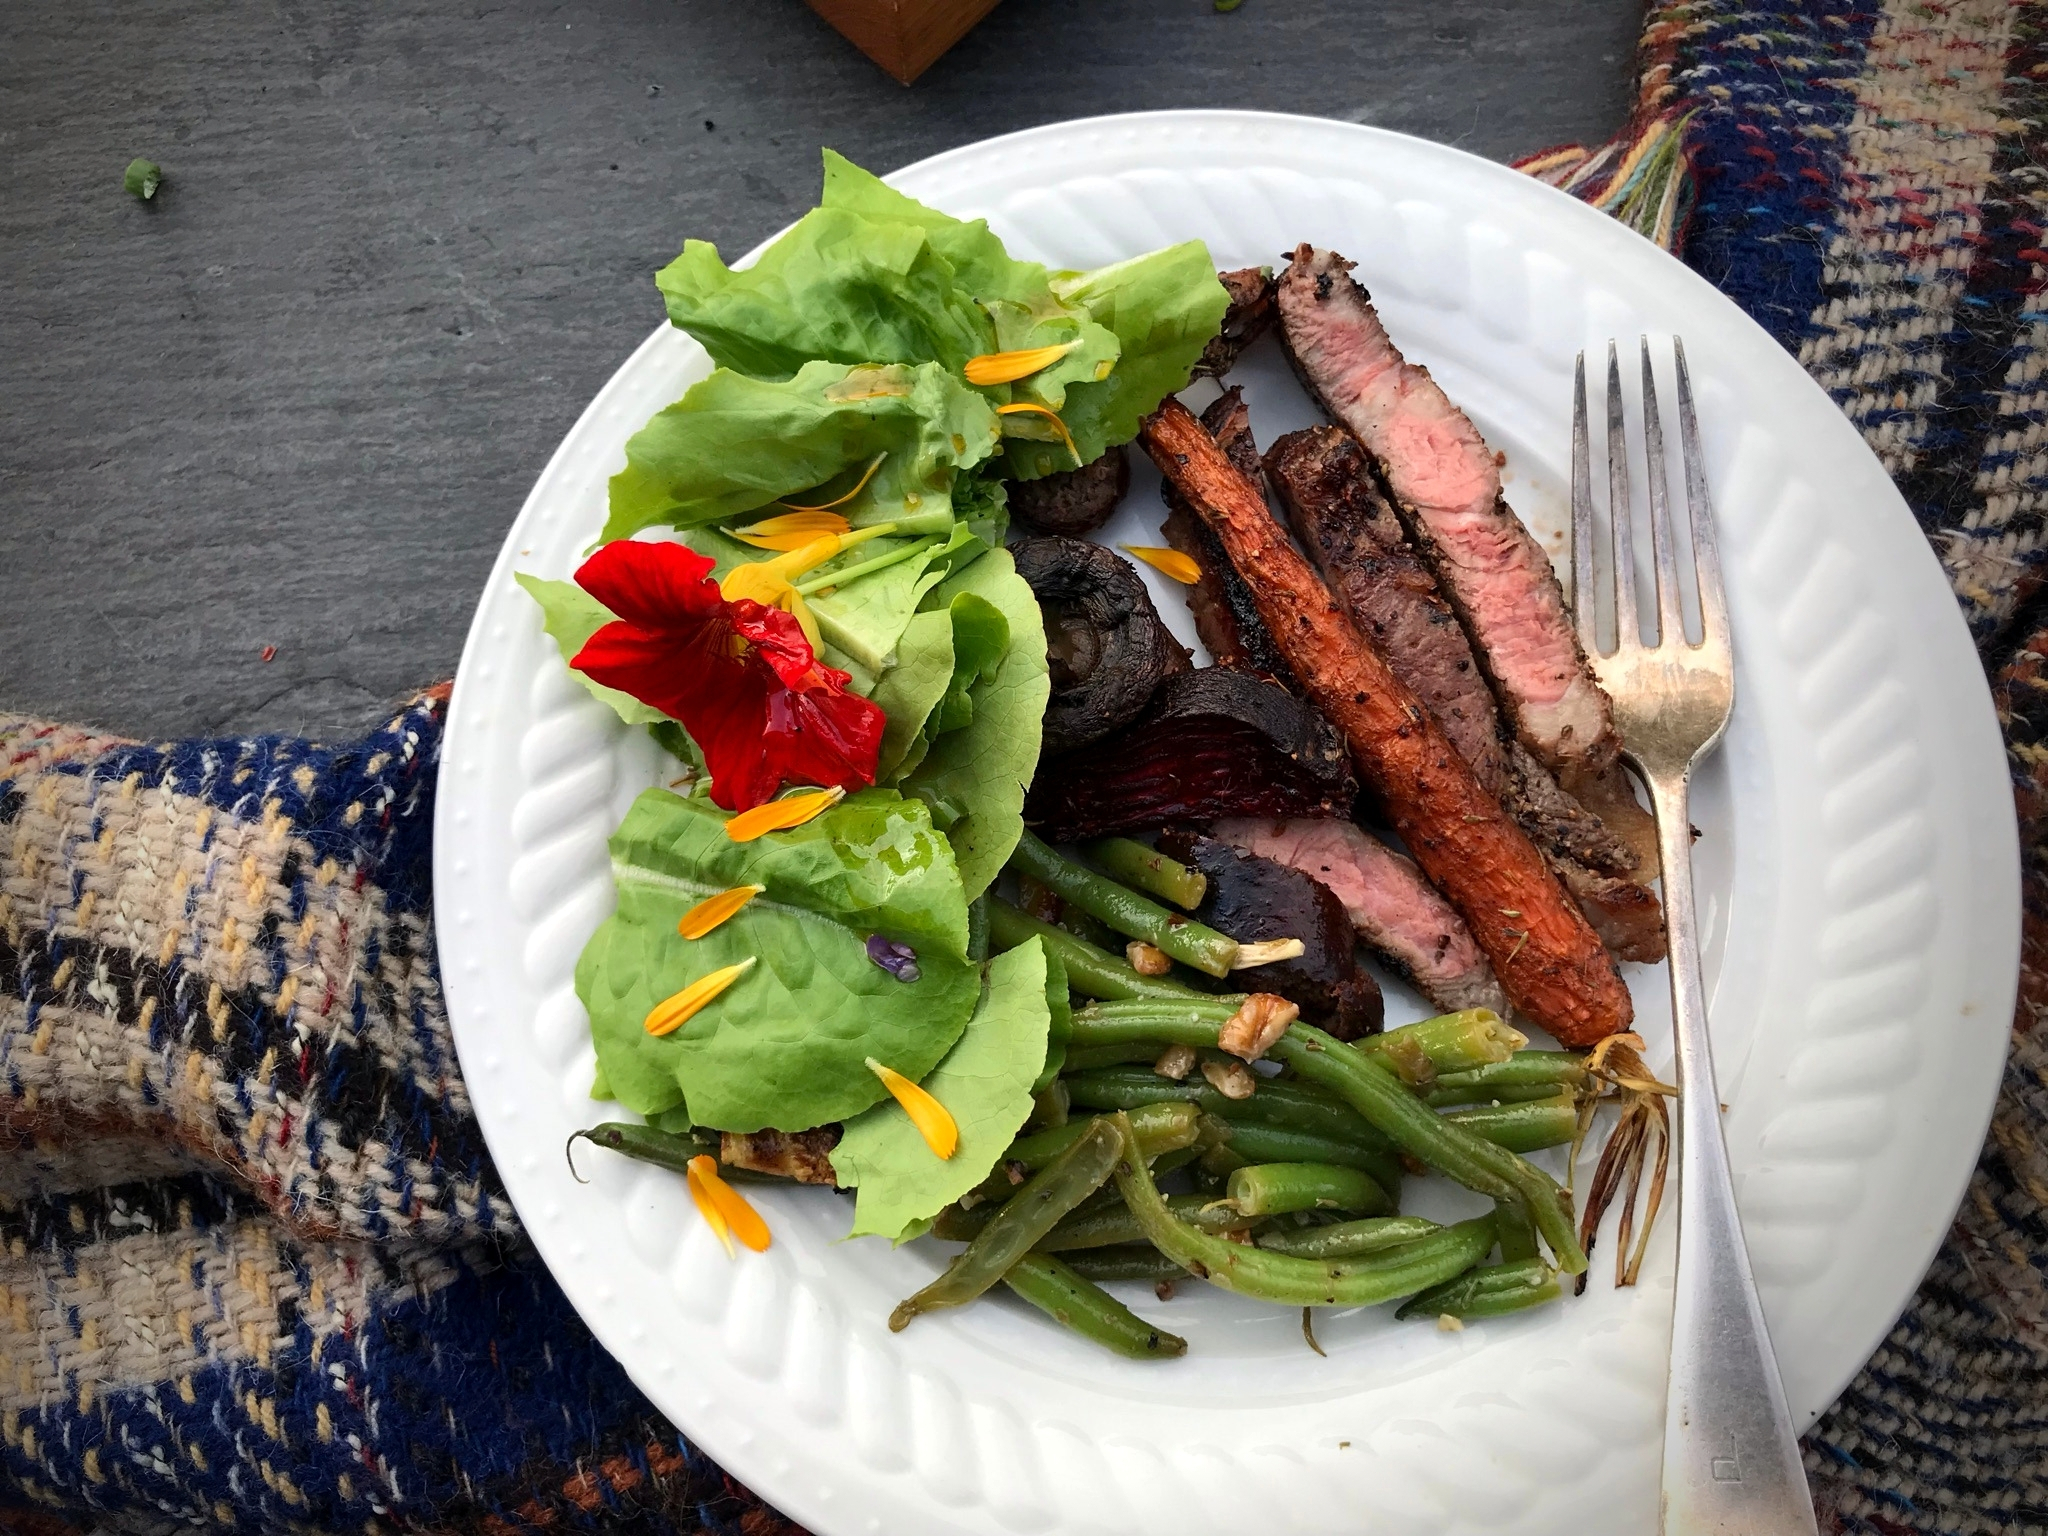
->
xmin=685 ymin=1161 xmax=736 ymax=1258
xmin=1122 ymin=545 xmax=1203 ymax=584
xmin=996 ymin=402 xmax=1081 ymax=465
xmin=727 ymin=510 xmax=851 ymax=551
xmin=866 ymin=1056 xmax=958 ymax=1159
xmin=724 ymin=786 xmax=845 ymax=843
xmin=677 ymin=884 xmax=765 ymax=940
xmin=644 ymin=957 xmax=757 ymax=1036
xmin=778 ymin=451 xmax=888 ymax=513
xmin=688 ymin=1155 xmax=771 ymax=1252
xmin=963 ymin=341 xmax=1081 ymax=386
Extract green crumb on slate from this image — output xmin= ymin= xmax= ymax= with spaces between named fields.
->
xmin=124 ymin=159 xmax=163 ymax=200
xmin=1214 ymin=0 xmax=1245 ymax=10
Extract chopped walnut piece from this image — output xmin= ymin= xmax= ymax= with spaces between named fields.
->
xmin=1152 ymin=1043 xmax=1197 ymax=1080
xmin=1218 ymin=992 xmax=1301 ymax=1062
xmin=1201 ymin=1057 xmax=1257 ymax=1100
xmin=719 ymin=1126 xmax=842 ymax=1186
xmin=1125 ymin=940 xmax=1173 ymax=976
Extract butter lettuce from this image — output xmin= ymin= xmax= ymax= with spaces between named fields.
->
xmin=899 ymin=548 xmax=1048 ymax=900
xmin=869 ymin=608 xmax=953 ymax=778
xmin=832 ymin=938 xmax=1052 ymax=1241
xmin=577 ymin=787 xmax=979 ymax=1130
xmin=605 ymin=360 xmax=1001 ymax=541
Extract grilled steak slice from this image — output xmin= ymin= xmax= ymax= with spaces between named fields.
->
xmin=1212 ymin=816 xmax=1508 ymax=1017
xmin=721 ymin=1126 xmax=841 ymax=1185
xmin=1193 ymin=266 xmax=1279 ymax=377
xmin=1157 ymin=830 xmax=1384 ymax=1039
xmin=1500 ymin=744 xmax=1666 ymax=964
xmin=1161 ymin=389 xmax=1296 ymax=685
xmin=1264 ymin=425 xmax=1508 ymax=793
xmin=1010 ymin=445 xmax=1129 ymax=536
xmin=1140 ymin=395 xmax=1631 ymax=1045
xmin=1026 ymin=667 xmax=1356 ymax=841
xmin=1276 ymin=245 xmax=1618 ymax=783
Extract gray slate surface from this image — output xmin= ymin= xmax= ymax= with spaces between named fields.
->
xmin=0 ymin=0 xmax=1635 ymax=740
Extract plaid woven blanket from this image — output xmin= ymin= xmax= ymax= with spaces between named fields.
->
xmin=6 ymin=3 xmax=2045 ymax=1532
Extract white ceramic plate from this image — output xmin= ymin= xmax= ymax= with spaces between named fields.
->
xmin=436 ymin=112 xmax=2018 ymax=1536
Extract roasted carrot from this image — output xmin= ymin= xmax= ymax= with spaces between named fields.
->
xmin=1139 ymin=397 xmax=1631 ymax=1045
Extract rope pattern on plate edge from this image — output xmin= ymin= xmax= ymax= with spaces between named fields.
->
xmin=4 ymin=3 xmax=2047 ymax=1531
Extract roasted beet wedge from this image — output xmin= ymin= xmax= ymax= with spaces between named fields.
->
xmin=1160 ymin=388 xmax=1297 ymax=687
xmin=1025 ymin=667 xmax=1357 ymax=842
xmin=1157 ymin=831 xmax=1384 ymax=1039
xmin=1013 ymin=534 xmax=1191 ymax=754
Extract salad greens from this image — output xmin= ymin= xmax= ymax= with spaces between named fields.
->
xmin=578 ymin=787 xmax=980 ymax=1130
xmin=897 ymin=547 xmax=1050 ymax=902
xmin=832 ymin=938 xmax=1053 ymax=1242
xmin=604 ymin=360 xmax=1002 ymax=542
xmin=514 ymin=573 xmax=668 ymax=725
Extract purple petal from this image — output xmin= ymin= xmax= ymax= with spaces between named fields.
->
xmin=866 ymin=934 xmax=920 ymax=983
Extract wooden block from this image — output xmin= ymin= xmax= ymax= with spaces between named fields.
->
xmin=803 ymin=0 xmax=1002 ymax=84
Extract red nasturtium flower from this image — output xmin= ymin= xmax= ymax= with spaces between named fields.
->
xmin=568 ymin=540 xmax=883 ymax=813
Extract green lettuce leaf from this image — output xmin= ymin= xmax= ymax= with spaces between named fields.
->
xmin=899 ymin=548 xmax=1048 ymax=900
xmin=1005 ymin=244 xmax=1231 ymax=480
xmin=1033 ymin=944 xmax=1071 ymax=1092
xmin=869 ymin=608 xmax=954 ymax=779
xmin=605 ymin=360 xmax=1002 ymax=541
xmin=832 ymin=938 xmax=1052 ymax=1241
xmin=515 ymin=572 xmax=669 ymax=726
xmin=805 ymin=520 xmax=985 ymax=674
xmin=577 ymin=786 xmax=979 ymax=1130
xmin=656 ymin=207 xmax=992 ymax=379
xmin=930 ymin=590 xmax=1009 ymax=737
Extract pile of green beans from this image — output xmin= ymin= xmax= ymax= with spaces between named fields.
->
xmin=580 ymin=838 xmax=1606 ymax=1363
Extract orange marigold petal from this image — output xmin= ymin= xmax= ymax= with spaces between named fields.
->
xmin=725 ymin=786 xmax=845 ymax=843
xmin=778 ymin=451 xmax=888 ymax=513
xmin=963 ymin=341 xmax=1080 ymax=386
xmin=677 ymin=885 xmax=765 ymax=940
xmin=866 ymin=1056 xmax=958 ymax=1160
xmin=644 ymin=958 xmax=756 ymax=1036
xmin=685 ymin=1161 xmax=736 ymax=1257
xmin=995 ymin=402 xmax=1081 ymax=466
xmin=689 ymin=1155 xmax=771 ymax=1252
xmin=1122 ymin=545 xmax=1203 ymax=584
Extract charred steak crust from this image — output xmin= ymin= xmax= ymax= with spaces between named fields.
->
xmin=1211 ymin=816 xmax=1509 ymax=1018
xmin=1156 ymin=830 xmax=1384 ymax=1040
xmin=1499 ymin=742 xmax=1667 ymax=964
xmin=1193 ymin=266 xmax=1279 ymax=378
xmin=1023 ymin=667 xmax=1358 ymax=842
xmin=1160 ymin=388 xmax=1298 ymax=686
xmin=1263 ymin=425 xmax=1508 ymax=794
xmin=1009 ymin=444 xmax=1131 ymax=536
xmin=1274 ymin=244 xmax=1619 ymax=782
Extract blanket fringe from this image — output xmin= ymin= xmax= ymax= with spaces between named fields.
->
xmin=1514 ymin=110 xmax=1695 ymax=252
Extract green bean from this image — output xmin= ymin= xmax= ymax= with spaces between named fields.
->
xmin=1442 ymin=1094 xmax=1580 ymax=1154
xmin=1061 ymin=1041 xmax=1169 ymax=1071
xmin=1198 ymin=1116 xmax=1403 ymax=1197
xmin=1027 ymin=1079 xmax=1070 ymax=1131
xmin=1067 ymin=1003 xmax=1587 ymax=1274
xmin=1064 ymin=1067 xmax=1398 ymax=1154
xmin=1062 ymin=1245 xmax=1191 ymax=1284
xmin=967 ymin=895 xmax=990 ymax=962
xmin=1011 ymin=830 xmax=1292 ymax=978
xmin=987 ymin=898 xmax=1204 ymax=1001
xmin=1256 ymin=1215 xmax=1443 ymax=1260
xmin=1395 ymin=1257 xmax=1559 ymax=1321
xmin=1109 ymin=1112 xmax=1499 ymax=1306
xmin=890 ymin=1118 xmax=1122 ymax=1330
xmin=1030 ymin=948 xmax=1073 ymax=1094
xmin=1225 ymin=1162 xmax=1390 ymax=1218
xmin=1359 ymin=1010 xmax=1525 ymax=1082
xmin=1002 ymin=1253 xmax=1187 ymax=1358
xmin=570 ymin=1122 xmax=778 ymax=1184
xmin=1008 ymin=1101 xmax=1201 ymax=1171
xmin=1036 ymin=1191 xmax=1260 ymax=1251
xmin=1495 ymin=1198 xmax=1540 ymax=1263
xmin=1082 ymin=838 xmax=1208 ymax=910
xmin=1422 ymin=1051 xmax=1589 ymax=1107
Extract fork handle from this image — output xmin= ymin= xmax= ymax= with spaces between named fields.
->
xmin=1644 ymin=766 xmax=1817 ymax=1536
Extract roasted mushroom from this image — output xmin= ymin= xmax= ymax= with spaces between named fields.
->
xmin=1009 ymin=445 xmax=1130 ymax=536
xmin=1011 ymin=535 xmax=1191 ymax=755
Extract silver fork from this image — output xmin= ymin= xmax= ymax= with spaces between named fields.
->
xmin=1572 ymin=338 xmax=1817 ymax=1536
